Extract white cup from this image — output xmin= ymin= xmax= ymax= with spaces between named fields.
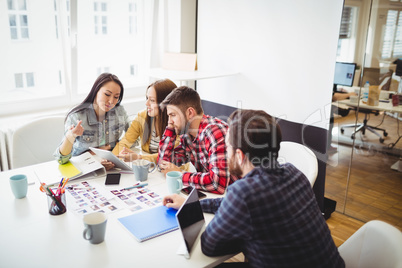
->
xmin=83 ymin=212 xmax=107 ymax=244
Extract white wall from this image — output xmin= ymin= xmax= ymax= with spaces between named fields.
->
xmin=197 ymin=0 xmax=344 ymax=130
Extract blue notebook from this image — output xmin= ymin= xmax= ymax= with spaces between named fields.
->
xmin=118 ymin=206 xmax=178 ymax=242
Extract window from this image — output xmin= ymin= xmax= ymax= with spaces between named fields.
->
xmin=129 ymin=1 xmax=138 ymax=35
xmin=14 ymin=72 xmax=35 ymax=88
xmin=336 ymin=6 xmax=358 ymax=62
xmin=14 ymin=73 xmax=23 ymax=88
xmin=1 ymin=0 xmax=151 ymax=116
xmin=381 ymin=9 xmax=402 ymax=59
xmin=130 ymin=64 xmax=138 ymax=76
xmin=66 ymin=0 xmax=70 ymax=36
xmin=97 ymin=67 xmax=110 ymax=76
xmin=94 ymin=2 xmax=108 ymax=35
xmin=54 ymin=0 xmax=59 ymax=38
xmin=8 ymin=0 xmax=29 ymax=40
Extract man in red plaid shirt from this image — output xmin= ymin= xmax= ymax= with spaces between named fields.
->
xmin=157 ymin=86 xmax=238 ymax=194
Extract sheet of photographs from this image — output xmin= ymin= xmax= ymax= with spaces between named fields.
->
xmin=66 ymin=181 xmax=123 ymax=215
xmin=110 ymin=186 xmax=163 ymax=213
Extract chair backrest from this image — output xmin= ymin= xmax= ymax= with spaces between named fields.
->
xmin=338 ymin=220 xmax=402 ymax=268
xmin=277 ymin=141 xmax=318 ymax=187
xmin=12 ymin=116 xmax=65 ymax=169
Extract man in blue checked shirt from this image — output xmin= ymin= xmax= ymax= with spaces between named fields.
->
xmin=163 ymin=109 xmax=344 ymax=268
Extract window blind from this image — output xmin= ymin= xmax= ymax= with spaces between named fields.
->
xmin=339 ymin=6 xmax=352 ymax=39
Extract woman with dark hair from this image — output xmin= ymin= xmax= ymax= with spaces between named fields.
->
xmin=112 ymin=79 xmax=178 ymax=163
xmin=55 ymin=73 xmax=130 ymax=169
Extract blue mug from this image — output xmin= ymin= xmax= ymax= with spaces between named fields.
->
xmin=9 ymin=174 xmax=28 ymax=199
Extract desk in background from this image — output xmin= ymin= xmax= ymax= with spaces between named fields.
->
xmin=337 ymin=99 xmax=402 ymax=172
xmin=338 ymin=99 xmax=402 ymax=114
xmin=0 ymin=162 xmax=233 ymax=267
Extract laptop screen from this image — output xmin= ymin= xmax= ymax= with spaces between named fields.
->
xmin=176 ymin=187 xmax=205 ymax=258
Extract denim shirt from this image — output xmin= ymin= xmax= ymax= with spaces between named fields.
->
xmin=54 ymin=104 xmax=130 ymax=164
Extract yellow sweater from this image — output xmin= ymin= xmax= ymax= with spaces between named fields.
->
xmin=112 ymin=109 xmax=179 ymax=163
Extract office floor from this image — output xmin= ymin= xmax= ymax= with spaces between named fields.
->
xmin=326 ymin=109 xmax=402 ymax=230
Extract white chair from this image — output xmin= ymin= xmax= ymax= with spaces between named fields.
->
xmin=278 ymin=141 xmax=318 ymax=187
xmin=338 ymin=220 xmax=402 ymax=268
xmin=12 ymin=116 xmax=65 ymax=169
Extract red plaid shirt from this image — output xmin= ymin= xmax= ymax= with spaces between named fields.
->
xmin=158 ymin=115 xmax=238 ymax=194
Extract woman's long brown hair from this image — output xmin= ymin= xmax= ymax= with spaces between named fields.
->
xmin=143 ymin=79 xmax=177 ymax=145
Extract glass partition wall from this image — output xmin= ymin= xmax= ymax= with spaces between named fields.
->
xmin=326 ymin=0 xmax=402 ymax=230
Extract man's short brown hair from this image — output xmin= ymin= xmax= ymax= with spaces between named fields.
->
xmin=161 ymin=86 xmax=204 ymax=115
xmin=228 ymin=109 xmax=282 ymax=167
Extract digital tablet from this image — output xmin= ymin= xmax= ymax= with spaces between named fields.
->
xmin=176 ymin=188 xmax=205 ymax=259
xmin=89 ymin=147 xmax=133 ymax=172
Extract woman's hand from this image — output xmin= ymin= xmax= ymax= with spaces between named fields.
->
xmin=118 ymin=147 xmax=139 ymax=162
xmin=66 ymin=120 xmax=84 ymax=143
xmin=101 ymin=159 xmax=115 ymax=171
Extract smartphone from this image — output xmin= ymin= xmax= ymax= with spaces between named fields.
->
xmin=181 ymin=186 xmax=207 ymax=199
xmin=105 ymin=173 xmax=121 ymax=185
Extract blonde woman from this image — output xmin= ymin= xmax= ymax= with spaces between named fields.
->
xmin=112 ymin=79 xmax=178 ymax=163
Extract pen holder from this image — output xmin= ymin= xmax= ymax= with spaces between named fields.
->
xmin=47 ymin=192 xmax=67 ymax=216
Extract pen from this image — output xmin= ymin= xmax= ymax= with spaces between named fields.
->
xmin=66 ymin=186 xmax=94 ymax=190
xmin=123 ymin=183 xmax=148 ymax=190
xmin=61 ymin=178 xmax=69 ymax=189
xmin=60 ymin=178 xmax=70 ymax=194
xmin=56 ymin=177 xmax=64 ymax=195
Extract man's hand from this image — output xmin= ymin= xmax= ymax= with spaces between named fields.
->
xmin=163 ymin=194 xmax=185 ymax=210
xmin=159 ymin=160 xmax=181 ymax=175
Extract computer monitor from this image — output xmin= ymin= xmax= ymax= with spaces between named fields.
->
xmin=333 ymin=62 xmax=357 ymax=92
xmin=394 ymin=58 xmax=402 ymax=76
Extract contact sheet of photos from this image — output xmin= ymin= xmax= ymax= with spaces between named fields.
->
xmin=65 ymin=181 xmax=164 ymax=216
xmin=66 ymin=181 xmax=122 ymax=215
xmin=110 ymin=187 xmax=163 ymax=213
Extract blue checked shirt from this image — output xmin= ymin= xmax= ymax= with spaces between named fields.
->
xmin=200 ymin=163 xmax=345 ymax=268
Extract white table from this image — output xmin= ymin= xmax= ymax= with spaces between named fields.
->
xmin=0 ymin=162 xmax=233 ymax=267
xmin=337 ymin=99 xmax=402 ymax=113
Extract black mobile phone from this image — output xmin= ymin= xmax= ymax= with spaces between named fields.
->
xmin=105 ymin=173 xmax=121 ymax=185
xmin=181 ymin=186 xmax=207 ymax=199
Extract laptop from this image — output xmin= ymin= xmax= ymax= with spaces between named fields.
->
xmin=89 ymin=147 xmax=133 ymax=173
xmin=176 ymin=187 xmax=206 ymax=259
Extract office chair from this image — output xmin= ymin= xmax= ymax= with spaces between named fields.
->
xmin=278 ymin=141 xmax=318 ymax=187
xmin=338 ymin=220 xmax=402 ymax=268
xmin=340 ymin=108 xmax=388 ymax=143
xmin=12 ymin=116 xmax=65 ymax=169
